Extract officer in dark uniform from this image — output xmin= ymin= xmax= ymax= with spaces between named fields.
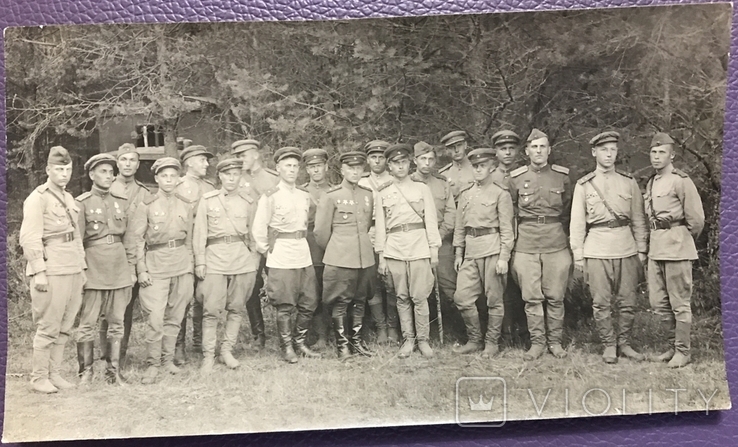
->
xmin=438 ymin=130 xmax=475 ymax=202
xmin=301 ymin=148 xmax=333 ymax=350
xmin=314 ymin=151 xmax=376 ymax=358
xmin=509 ymin=129 xmax=573 ymax=360
xmin=75 ymin=153 xmax=136 ymax=385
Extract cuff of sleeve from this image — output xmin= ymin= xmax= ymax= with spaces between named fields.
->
xmin=28 ymin=258 xmax=46 ymax=275
xmin=136 ymin=261 xmax=148 ymax=274
xmin=499 ymin=251 xmax=511 ymax=263
xmin=195 ymin=254 xmax=206 ymax=266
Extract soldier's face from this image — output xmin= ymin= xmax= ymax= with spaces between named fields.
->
xmin=341 ymin=163 xmax=363 ymax=185
xmin=448 ymin=141 xmax=467 ymax=162
xmin=46 ymin=163 xmax=73 ymax=189
xmin=90 ymin=164 xmax=115 ymax=190
xmin=117 ymin=153 xmax=140 ymax=178
xmin=155 ymin=168 xmax=180 ymax=193
xmin=219 ymin=168 xmax=242 ymax=192
xmin=186 ymin=155 xmax=209 ymax=178
xmin=277 ymin=157 xmax=300 ymax=184
xmin=306 ymin=162 xmax=327 ymax=183
xmin=414 ymin=152 xmax=436 ymax=175
xmin=238 ymin=149 xmax=259 ymax=171
xmin=367 ymin=153 xmax=386 ymax=174
xmin=471 ymin=159 xmax=495 ymax=182
xmin=495 ymin=143 xmax=518 ymax=167
xmin=388 ymin=157 xmax=410 ymax=179
xmin=650 ymin=144 xmax=675 ymax=170
xmin=592 ymin=142 xmax=618 ymax=170
xmin=526 ymin=137 xmax=551 ymax=167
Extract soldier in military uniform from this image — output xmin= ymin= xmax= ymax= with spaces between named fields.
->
xmin=20 ymin=146 xmax=87 ymax=394
xmin=452 ymin=148 xmax=515 ymax=357
xmin=509 ymin=129 xmax=573 ymax=360
xmin=75 ymin=153 xmax=136 ymax=385
xmin=411 ymin=141 xmax=463 ymax=342
xmin=358 ymin=140 xmax=400 ymax=344
xmin=570 ymin=131 xmax=649 ymax=364
xmin=252 ymin=147 xmax=321 ymax=363
xmin=105 ymin=143 xmax=151 ymax=369
xmin=375 ymin=144 xmax=442 ymax=358
xmin=490 ymin=130 xmax=530 ymax=348
xmin=302 ymin=148 xmax=333 ymax=350
xmin=645 ymin=132 xmax=705 ymax=368
xmin=314 ymin=151 xmax=376 ymax=358
xmin=174 ymin=144 xmax=215 ymax=366
xmin=193 ymin=158 xmax=259 ymax=373
xmin=232 ymin=139 xmax=279 ymax=349
xmin=438 ymin=130 xmax=475 ymax=202
xmin=127 ymin=157 xmax=195 ymax=384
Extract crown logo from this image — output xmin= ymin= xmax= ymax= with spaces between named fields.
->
xmin=468 ymin=394 xmax=495 ymax=411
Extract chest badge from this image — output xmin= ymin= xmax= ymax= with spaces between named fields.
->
xmin=342 ymin=214 xmax=348 ymax=220
xmin=96 ymin=208 xmax=102 ymax=214
xmin=114 ymin=202 xmax=120 ymax=209
xmin=93 ymin=223 xmax=99 ymax=230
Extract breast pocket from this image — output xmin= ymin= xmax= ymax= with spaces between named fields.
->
xmin=548 ymin=188 xmax=565 ymax=208
xmin=273 ymin=204 xmax=294 ymax=224
xmin=615 ymin=192 xmax=632 ymax=213
xmin=408 ymin=197 xmax=425 ymax=219
xmin=382 ymin=196 xmax=397 ymax=217
xmin=46 ymin=206 xmax=70 ymax=231
xmin=518 ymin=191 xmax=536 ymax=207
xmin=149 ymin=211 xmax=168 ymax=232
xmin=335 ymin=209 xmax=354 ymax=225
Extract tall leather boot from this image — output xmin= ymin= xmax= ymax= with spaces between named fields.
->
xmin=31 ymin=347 xmax=57 ymax=394
xmin=482 ymin=312 xmax=503 ymax=358
xmin=293 ymin=312 xmax=322 ymax=359
xmin=546 ymin=302 xmax=567 ymax=358
xmin=453 ymin=308 xmax=483 ymax=354
xmin=416 ymin=301 xmax=434 ymax=359
xmin=77 ymin=341 xmax=94 ymax=384
xmin=141 ymin=339 xmax=162 ymax=385
xmin=310 ymin=303 xmax=330 ymax=350
xmin=369 ymin=302 xmax=388 ymax=344
xmin=524 ymin=306 xmax=547 ymax=361
xmin=99 ymin=321 xmax=109 ymax=361
xmin=333 ymin=316 xmax=351 ymax=359
xmin=652 ymin=315 xmax=676 ymax=362
xmin=277 ymin=307 xmax=298 ymax=364
xmin=106 ymin=338 xmax=127 ymax=385
xmin=247 ymin=296 xmax=266 ymax=349
xmin=349 ymin=302 xmax=374 ymax=357
xmin=161 ymin=335 xmax=181 ymax=374
xmin=192 ymin=299 xmax=203 ymax=352
xmin=396 ymin=302 xmax=416 ymax=358
xmin=387 ymin=302 xmax=401 ymax=344
xmin=219 ymin=314 xmax=242 ymax=369
xmin=200 ymin=316 xmax=218 ymax=374
xmin=668 ymin=321 xmax=691 ymax=368
xmin=48 ymin=336 xmax=75 ymax=390
xmin=174 ymin=309 xmax=188 ymax=366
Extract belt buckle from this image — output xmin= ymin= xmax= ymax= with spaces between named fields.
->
xmin=607 ymin=220 xmax=617 ymax=228
xmin=106 ymin=234 xmax=115 ymax=244
xmin=224 ymin=235 xmax=233 ymax=244
xmin=64 ymin=232 xmax=74 ymax=242
xmin=167 ymin=239 xmax=177 ymax=249
xmin=401 ymin=223 xmax=409 ymax=232
xmin=537 ymin=216 xmax=545 ymax=224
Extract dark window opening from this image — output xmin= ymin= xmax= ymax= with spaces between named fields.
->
xmin=135 ymin=124 xmax=164 ymax=148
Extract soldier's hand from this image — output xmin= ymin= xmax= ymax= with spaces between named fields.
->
xmin=378 ymin=256 xmax=387 ymax=276
xmin=131 ymin=273 xmax=138 ymax=284
xmin=495 ymin=260 xmax=508 ymax=276
xmin=33 ymin=271 xmax=48 ymax=292
xmin=80 ymin=270 xmax=87 ymax=287
xmin=138 ymin=272 xmax=153 ymax=288
xmin=430 ymin=249 xmax=439 ymax=268
xmin=195 ymin=265 xmax=207 ymax=280
xmin=454 ymin=257 xmax=463 ymax=272
xmin=638 ymin=252 xmax=648 ymax=265
xmin=574 ymin=259 xmax=585 ymax=273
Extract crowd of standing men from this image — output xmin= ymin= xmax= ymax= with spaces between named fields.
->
xmin=19 ymin=127 xmax=705 ymax=394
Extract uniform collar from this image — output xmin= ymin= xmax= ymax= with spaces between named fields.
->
xmin=411 ymin=171 xmax=430 ymax=183
xmin=596 ymin=165 xmax=615 ymax=175
xmin=45 ymin=180 xmax=66 ymax=195
xmin=117 ymin=174 xmax=136 ymax=185
xmin=394 ymin=175 xmax=413 ymax=186
xmin=497 ymin=164 xmax=511 ymax=175
xmin=91 ymin=185 xmax=110 ymax=197
xmin=310 ymin=179 xmax=330 ymax=189
xmin=654 ymin=163 xmax=674 ymax=179
xmin=455 ymin=157 xmax=472 ymax=169
xmin=530 ymin=163 xmax=549 ymax=173
xmin=184 ymin=172 xmax=203 ymax=182
xmin=477 ymin=175 xmax=494 ymax=187
xmin=158 ymin=189 xmax=175 ymax=198
xmin=278 ymin=179 xmax=296 ymax=191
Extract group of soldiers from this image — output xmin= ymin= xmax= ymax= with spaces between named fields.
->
xmin=19 ymin=126 xmax=705 ymax=394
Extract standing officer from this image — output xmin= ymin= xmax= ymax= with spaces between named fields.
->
xmin=490 ymin=130 xmax=529 ymax=348
xmin=232 ymin=139 xmax=278 ymax=350
xmin=315 ymin=151 xmax=376 ymax=358
xmin=509 ymin=129 xmax=573 ymax=360
xmin=174 ymin=144 xmax=215 ymax=366
xmin=75 ymin=153 xmax=136 ymax=385
xmin=127 ymin=157 xmax=195 ymax=384
xmin=438 ymin=131 xmax=475 ymax=202
xmin=193 ymin=157 xmax=259 ymax=373
xmin=106 ymin=143 xmax=151 ymax=369
xmin=252 ymin=147 xmax=321 ymax=364
xmin=20 ymin=146 xmax=87 ymax=394
xmin=411 ymin=141 xmax=462 ymax=341
xmin=358 ymin=140 xmax=400 ymax=344
xmin=302 ymin=148 xmax=333 ymax=350
xmin=375 ymin=144 xmax=441 ymax=358
xmin=645 ymin=132 xmax=705 ymax=368
xmin=452 ymin=148 xmax=515 ymax=357
xmin=570 ymin=131 xmax=649 ymax=364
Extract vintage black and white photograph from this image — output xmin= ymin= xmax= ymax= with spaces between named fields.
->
xmin=3 ymin=3 xmax=731 ymax=442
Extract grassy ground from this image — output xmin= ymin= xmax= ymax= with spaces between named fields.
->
xmin=2 ymin=300 xmax=731 ymax=442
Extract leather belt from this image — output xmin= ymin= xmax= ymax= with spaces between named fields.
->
xmin=84 ymin=234 xmax=122 ymax=248
xmin=207 ymin=235 xmax=245 ymax=246
xmin=147 ymin=238 xmax=186 ymax=251
xmin=275 ymin=230 xmax=307 ymax=240
xmin=650 ymin=219 xmax=687 ymax=230
xmin=519 ymin=216 xmax=561 ymax=224
xmin=465 ymin=227 xmax=499 ymax=237
xmin=43 ymin=231 xmax=75 ymax=245
xmin=387 ymin=222 xmax=425 ymax=234
xmin=589 ymin=219 xmax=631 ymax=229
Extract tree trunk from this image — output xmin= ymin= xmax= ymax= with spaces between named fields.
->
xmin=162 ymin=118 xmax=178 ymax=157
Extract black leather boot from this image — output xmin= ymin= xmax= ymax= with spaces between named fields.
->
xmin=349 ymin=303 xmax=374 ymax=357
xmin=293 ymin=313 xmax=322 ymax=359
xmin=333 ymin=317 xmax=351 ymax=359
xmin=106 ymin=338 xmax=127 ymax=385
xmin=77 ymin=341 xmax=94 ymax=384
xmin=277 ymin=307 xmax=298 ymax=364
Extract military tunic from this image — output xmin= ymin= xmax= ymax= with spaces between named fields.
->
xmin=304 ymin=179 xmax=332 ymax=268
xmin=110 ymin=176 xmax=151 ymax=219
xmin=176 ymin=174 xmax=215 ymax=214
xmin=240 ymin=165 xmax=279 ymax=197
xmin=490 ymin=165 xmax=514 ymax=189
xmin=439 ymin=157 xmax=476 ymax=203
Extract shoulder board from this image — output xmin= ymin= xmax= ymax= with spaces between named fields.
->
xmin=378 ymin=181 xmax=394 ymax=191
xmin=264 ymin=167 xmax=278 ymax=176
xmin=135 ymin=179 xmax=151 ymax=191
xmin=673 ymin=168 xmax=689 ymax=178
xmin=438 ymin=163 xmax=452 ymax=174
xmin=143 ymin=194 xmax=159 ymax=205
xmin=327 ymin=185 xmax=343 ymax=194
xmin=551 ymin=164 xmax=569 ymax=175
xmin=357 ymin=183 xmax=372 ymax=192
xmin=361 ymin=171 xmax=370 ymax=178
xmin=431 ymin=172 xmax=448 ymax=181
xmin=202 ymin=190 xmax=220 ymax=199
xmin=492 ymin=180 xmax=508 ymax=191
xmin=458 ymin=183 xmax=474 ymax=196
xmin=300 ymin=182 xmax=309 ymax=188
xmin=176 ymin=177 xmax=185 ymax=186
xmin=175 ymin=192 xmax=192 ymax=204
xmin=510 ymin=166 xmax=529 ymax=178
xmin=264 ymin=186 xmax=279 ymax=197
xmin=411 ymin=176 xmax=425 ymax=183
xmin=35 ymin=184 xmax=49 ymax=193
xmin=76 ymin=191 xmax=92 ymax=201
xmin=110 ymin=190 xmax=127 ymax=200
xmin=615 ymin=169 xmax=633 ymax=179
xmin=203 ymin=178 xmax=215 ymax=186
xmin=296 ymin=185 xmax=309 ymax=193
xmin=237 ymin=190 xmax=254 ymax=203
xmin=577 ymin=171 xmax=596 ymax=185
